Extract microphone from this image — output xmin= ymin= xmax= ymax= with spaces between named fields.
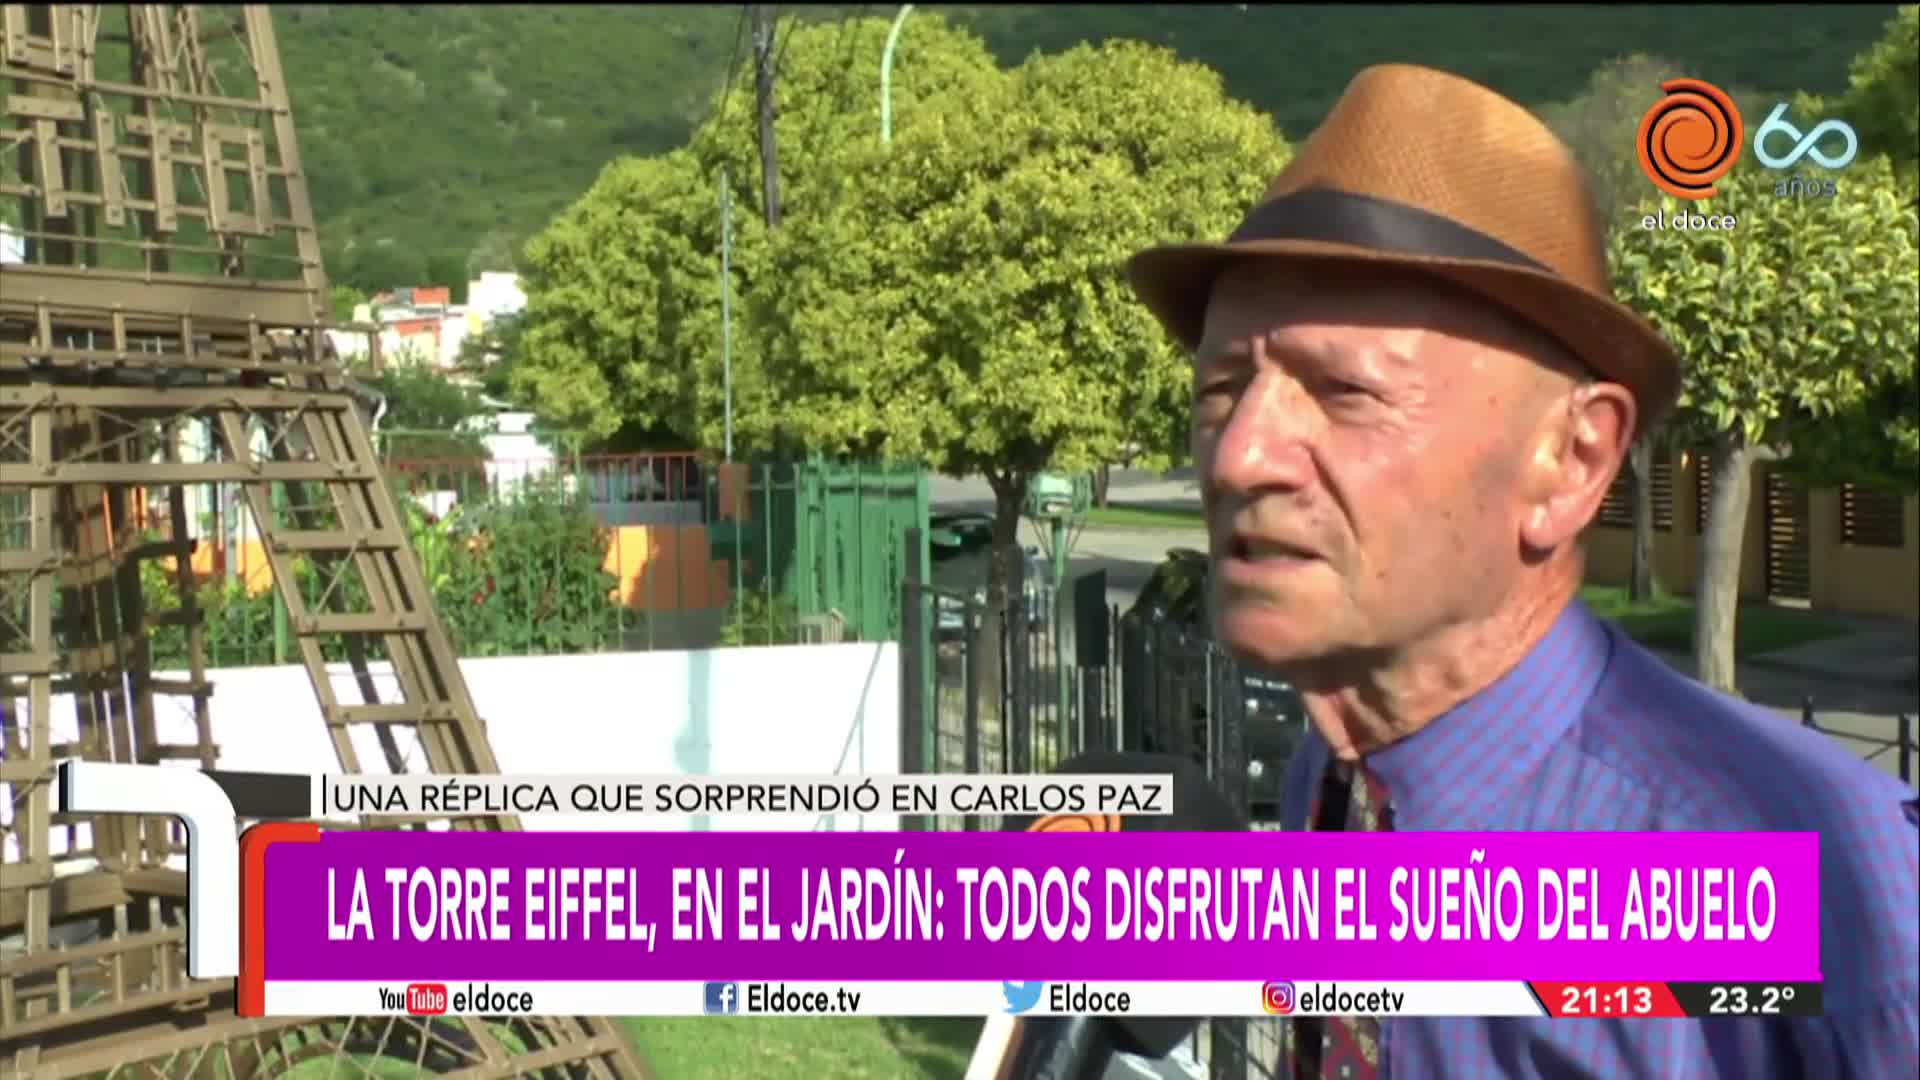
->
xmin=965 ymin=751 xmax=1248 ymax=1080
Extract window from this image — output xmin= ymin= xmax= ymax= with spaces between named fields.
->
xmin=1695 ymin=451 xmax=1713 ymax=535
xmin=1597 ymin=461 xmax=1674 ymax=531
xmin=1840 ymin=484 xmax=1906 ymax=548
xmin=1598 ymin=473 xmax=1633 ymax=529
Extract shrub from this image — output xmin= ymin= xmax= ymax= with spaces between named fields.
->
xmin=137 ymin=475 xmax=622 ymax=665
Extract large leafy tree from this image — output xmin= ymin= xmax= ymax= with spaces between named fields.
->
xmin=753 ymin=36 xmax=1288 ymax=511
xmin=510 ymin=147 xmax=729 ymax=451
xmin=1772 ymin=6 xmax=1920 ymax=492
xmin=1837 ymin=4 xmax=1919 ymax=188
xmin=1539 ymin=55 xmax=1692 ymax=602
xmin=1537 ymin=56 xmax=1777 ymax=603
xmin=1610 ymin=155 xmax=1919 ymax=691
xmin=748 ymin=35 xmax=1288 ymax=685
xmin=510 ymin=15 xmax=1003 ymax=453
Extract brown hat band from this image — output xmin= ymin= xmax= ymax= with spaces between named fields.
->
xmin=1227 ymin=188 xmax=1550 ymax=275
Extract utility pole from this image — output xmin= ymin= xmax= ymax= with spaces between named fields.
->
xmin=880 ymin=5 xmax=915 ymax=144
xmin=750 ymin=4 xmax=782 ymax=228
xmin=719 ymin=167 xmax=735 ymax=462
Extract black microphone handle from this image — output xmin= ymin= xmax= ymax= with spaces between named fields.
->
xmin=1005 ymin=1016 xmax=1113 ymax=1080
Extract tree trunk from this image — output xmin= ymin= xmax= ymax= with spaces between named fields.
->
xmin=1628 ymin=438 xmax=1659 ymax=603
xmin=1093 ymin=465 xmax=1110 ymax=509
xmin=980 ymin=472 xmax=1031 ymax=728
xmin=1694 ymin=437 xmax=1785 ymax=694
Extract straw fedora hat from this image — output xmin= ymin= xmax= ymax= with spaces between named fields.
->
xmin=1127 ymin=64 xmax=1682 ymax=429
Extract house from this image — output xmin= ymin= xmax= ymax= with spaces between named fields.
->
xmin=329 ymin=273 xmax=521 ymax=373
xmin=468 ymin=272 xmax=527 ymax=320
xmin=1586 ymin=450 xmax=1918 ymax=620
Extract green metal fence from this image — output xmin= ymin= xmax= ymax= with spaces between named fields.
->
xmin=708 ymin=457 xmax=931 ymax=645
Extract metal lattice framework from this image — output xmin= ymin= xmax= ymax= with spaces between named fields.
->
xmin=0 ymin=7 xmax=649 ymax=1076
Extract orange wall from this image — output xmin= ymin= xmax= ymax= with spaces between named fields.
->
xmin=179 ymin=525 xmax=736 ymax=614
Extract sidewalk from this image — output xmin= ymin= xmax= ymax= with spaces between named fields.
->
xmin=1646 ymin=636 xmax=1917 ymax=785
xmin=1745 ymin=617 xmax=1919 ymax=691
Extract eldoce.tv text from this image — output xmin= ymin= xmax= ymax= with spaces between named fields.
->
xmin=748 ymin=982 xmax=863 ymax=1013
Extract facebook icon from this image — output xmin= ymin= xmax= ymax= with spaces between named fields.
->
xmin=703 ymin=982 xmax=739 ymax=1015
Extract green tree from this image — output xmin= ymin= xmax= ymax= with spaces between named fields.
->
xmin=1772 ymin=7 xmax=1920 ymax=493
xmin=1537 ymin=56 xmax=1775 ymax=604
xmin=752 ymin=37 xmax=1287 ymax=497
xmin=1539 ymin=54 xmax=1690 ymax=603
xmin=329 ymin=283 xmax=368 ymax=322
xmin=371 ymin=362 xmax=493 ymax=470
xmin=511 ymin=147 xmax=727 ymax=450
xmin=1837 ymin=5 xmax=1919 ymax=188
xmin=511 ymin=15 xmax=1006 ymax=453
xmin=426 ymin=251 xmax=472 ymax=303
xmin=342 ymin=244 xmax=428 ymax=293
xmin=1609 ymin=156 xmax=1919 ymax=691
xmin=750 ymin=34 xmax=1288 ymax=710
xmin=1537 ymin=54 xmax=1690 ymax=227
xmin=459 ymin=312 xmax=528 ymax=403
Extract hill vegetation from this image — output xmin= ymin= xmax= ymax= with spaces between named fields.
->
xmin=273 ymin=4 xmax=1899 ymax=291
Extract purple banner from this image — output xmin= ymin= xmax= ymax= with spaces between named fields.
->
xmin=256 ymin=831 xmax=1820 ymax=981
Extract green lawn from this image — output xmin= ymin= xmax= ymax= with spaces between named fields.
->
xmin=1578 ymin=585 xmax=1848 ymax=659
xmin=1080 ymin=503 xmax=1204 ymax=530
xmin=623 ymin=1016 xmax=980 ymax=1079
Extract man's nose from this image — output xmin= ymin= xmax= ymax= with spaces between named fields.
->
xmin=1204 ymin=373 xmax=1316 ymax=496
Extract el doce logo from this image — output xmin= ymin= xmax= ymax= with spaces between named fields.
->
xmin=1636 ymin=78 xmax=1859 ymax=202
xmin=1637 ymin=78 xmax=1745 ymax=200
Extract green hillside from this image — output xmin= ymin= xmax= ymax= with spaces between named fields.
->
xmin=276 ymin=4 xmax=1899 ymax=291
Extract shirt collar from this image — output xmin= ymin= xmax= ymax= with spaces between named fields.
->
xmin=1299 ymin=598 xmax=1615 ymax=829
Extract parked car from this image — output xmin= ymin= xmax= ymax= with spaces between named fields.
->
xmin=928 ymin=512 xmax=1051 ymax=636
xmin=1123 ymin=548 xmax=1308 ymax=819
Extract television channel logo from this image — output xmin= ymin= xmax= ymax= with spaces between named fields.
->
xmin=703 ymin=981 xmax=739 ymax=1015
xmin=1636 ymin=79 xmax=1860 ymax=201
xmin=1261 ymin=981 xmax=1297 ymax=1015
xmin=1636 ymin=78 xmax=1745 ymax=200
xmin=1752 ymin=102 xmax=1857 ymax=170
xmin=1002 ymin=981 xmax=1044 ymax=1014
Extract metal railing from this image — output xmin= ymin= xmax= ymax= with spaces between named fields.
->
xmin=1799 ymin=697 xmax=1916 ymax=787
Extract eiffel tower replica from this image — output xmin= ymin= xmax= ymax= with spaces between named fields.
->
xmin=0 ymin=7 xmax=651 ymax=1077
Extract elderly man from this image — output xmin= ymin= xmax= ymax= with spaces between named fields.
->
xmin=1127 ymin=65 xmax=1919 ymax=1079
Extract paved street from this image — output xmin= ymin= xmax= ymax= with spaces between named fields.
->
xmin=933 ymin=472 xmax=1919 ymax=786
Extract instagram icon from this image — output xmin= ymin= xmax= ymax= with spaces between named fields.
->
xmin=1261 ymin=981 xmax=1296 ymax=1015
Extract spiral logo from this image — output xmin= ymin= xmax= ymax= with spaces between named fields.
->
xmin=1026 ymin=812 xmax=1120 ymax=833
xmin=1637 ymin=78 xmax=1744 ymax=200
xmin=1261 ymin=981 xmax=1297 ymax=1015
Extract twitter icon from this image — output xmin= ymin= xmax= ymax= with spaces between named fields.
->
xmin=1002 ymin=981 xmax=1043 ymax=1014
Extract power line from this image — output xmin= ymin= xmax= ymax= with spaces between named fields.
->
xmin=710 ymin=6 xmax=750 ymax=135
xmin=789 ymin=7 xmax=870 ymax=168
xmin=771 ymin=6 xmax=800 ymax=79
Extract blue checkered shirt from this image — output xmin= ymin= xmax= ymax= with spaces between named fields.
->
xmin=1281 ymin=599 xmax=1920 ymax=1079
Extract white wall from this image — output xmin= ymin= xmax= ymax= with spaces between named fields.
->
xmin=468 ymin=271 xmax=526 ymax=320
xmin=5 ymin=643 xmax=902 ymax=869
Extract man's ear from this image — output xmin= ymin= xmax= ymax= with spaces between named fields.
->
xmin=1519 ymin=382 xmax=1636 ymax=553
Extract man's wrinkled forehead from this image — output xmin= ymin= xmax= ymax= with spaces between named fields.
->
xmin=1196 ymin=261 xmax=1500 ymax=363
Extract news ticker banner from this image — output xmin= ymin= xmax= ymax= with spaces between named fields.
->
xmin=268 ymin=979 xmax=1826 ymax=1020
xmin=238 ymin=827 xmax=1819 ymax=1018
xmin=58 ymin=763 xmax=1172 ymax=982
xmin=311 ymin=773 xmax=1175 ymax=820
